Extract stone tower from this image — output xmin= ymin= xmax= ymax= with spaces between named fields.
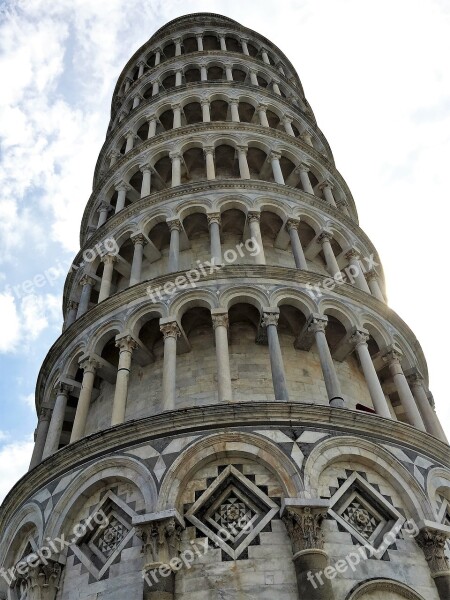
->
xmin=1 ymin=12 xmax=449 ymax=600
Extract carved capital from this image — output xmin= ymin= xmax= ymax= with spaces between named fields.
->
xmin=262 ymin=311 xmax=279 ymax=328
xmin=139 ymin=163 xmax=152 ymax=174
xmin=39 ymin=407 xmax=52 ymax=422
xmin=167 ymin=218 xmax=182 ymax=232
xmin=345 ymin=247 xmax=360 ymax=260
xmin=207 ymin=212 xmax=221 ymax=227
xmin=131 ymin=233 xmax=147 ymax=246
xmin=317 ymin=230 xmax=333 ymax=245
xmin=160 ymin=322 xmax=181 ymax=340
xmin=417 ymin=527 xmax=450 ymax=575
xmin=68 ymin=299 xmax=79 ymax=311
xmin=269 ymin=150 xmax=282 ymax=161
xmin=365 ymin=269 xmax=379 ymax=282
xmin=307 ymin=314 xmax=328 ymax=334
xmin=286 ymin=218 xmax=300 ymax=232
xmin=79 ymin=356 xmax=100 ymax=374
xmin=115 ymin=335 xmax=138 ymax=353
xmin=16 ymin=559 xmax=62 ymax=600
xmin=115 ymin=181 xmax=132 ymax=193
xmin=55 ymin=381 xmax=72 ymax=397
xmin=79 ymin=274 xmax=95 ymax=288
xmin=282 ymin=506 xmax=327 ymax=554
xmin=101 ymin=253 xmax=117 ymax=265
xmin=318 ymin=180 xmax=333 ymax=191
xmin=247 ymin=211 xmax=261 ymax=223
xmin=203 ymin=145 xmax=215 ymax=157
xmin=382 ymin=348 xmax=403 ymax=368
xmin=169 ymin=151 xmax=182 ymax=162
xmin=350 ymin=328 xmax=370 ymax=348
xmin=136 ymin=517 xmax=182 ymax=568
xmin=212 ymin=313 xmax=229 ymax=329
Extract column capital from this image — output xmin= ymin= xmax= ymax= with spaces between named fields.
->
xmin=296 ymin=161 xmax=310 ymax=173
xmin=261 ymin=308 xmax=280 ymax=328
xmin=133 ymin=510 xmax=184 ymax=567
xmin=79 ymin=274 xmax=95 ymax=287
xmin=68 ymin=299 xmax=78 ymax=311
xmin=137 ymin=59 xmax=146 ymax=67
xmin=350 ymin=327 xmax=370 ymax=348
xmin=195 ymin=33 xmax=203 ymax=39
xmin=247 ymin=211 xmax=261 ymax=223
xmin=167 ymin=218 xmax=182 ymax=232
xmin=286 ymin=218 xmax=300 ymax=232
xmin=16 ymin=559 xmax=63 ymax=599
xmin=416 ymin=525 xmax=450 ymax=575
xmin=115 ymin=334 xmax=138 ymax=352
xmin=282 ymin=113 xmax=294 ymax=123
xmin=101 ymin=253 xmax=117 ymax=265
xmin=229 ymin=97 xmax=239 ymax=106
xmin=282 ymin=504 xmax=328 ymax=554
xmin=236 ymin=143 xmax=248 ymax=153
xmin=173 ymin=36 xmax=182 ymax=44
xmin=269 ymin=150 xmax=282 ymax=161
xmin=160 ymin=320 xmax=181 ymax=340
xmin=203 ymin=145 xmax=215 ymax=157
xmin=318 ymin=179 xmax=333 ymax=191
xmin=365 ymin=268 xmax=379 ymax=282
xmin=200 ymin=97 xmax=210 ymax=106
xmin=381 ymin=347 xmax=403 ymax=367
xmin=54 ymin=381 xmax=72 ymax=396
xmin=131 ymin=233 xmax=147 ymax=246
xmin=171 ymin=102 xmax=182 ymax=110
xmin=139 ymin=163 xmax=152 ymax=174
xmin=317 ymin=229 xmax=333 ymax=244
xmin=97 ymin=201 xmax=112 ymax=213
xmin=145 ymin=113 xmax=156 ymax=122
xmin=169 ymin=151 xmax=182 ymax=161
xmin=257 ymin=103 xmax=268 ymax=112
xmin=405 ymin=367 xmax=425 ymax=388
xmin=307 ymin=313 xmax=328 ymax=334
xmin=211 ymin=312 xmax=229 ymax=329
xmin=345 ymin=247 xmax=360 ymax=260
xmin=39 ymin=407 xmax=52 ymax=422
xmin=124 ymin=128 xmax=137 ymax=138
xmin=114 ymin=181 xmax=132 ymax=192
xmin=207 ymin=212 xmax=221 ymax=226
xmin=79 ymin=355 xmax=100 ymax=373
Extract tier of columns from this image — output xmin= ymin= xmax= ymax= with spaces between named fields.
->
xmin=34 ymin=312 xmax=446 ymax=468
xmin=72 ymin=218 xmax=384 ymax=325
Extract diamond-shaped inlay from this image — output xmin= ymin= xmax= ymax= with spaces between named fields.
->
xmin=186 ymin=465 xmax=278 ymax=559
xmin=329 ymin=472 xmax=404 ymax=558
xmin=95 ymin=515 xmax=128 ymax=558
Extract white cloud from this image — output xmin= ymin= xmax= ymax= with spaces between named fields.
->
xmin=0 ymin=436 xmax=34 ymax=504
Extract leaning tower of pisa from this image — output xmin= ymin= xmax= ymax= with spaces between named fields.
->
xmin=1 ymin=12 xmax=450 ymax=600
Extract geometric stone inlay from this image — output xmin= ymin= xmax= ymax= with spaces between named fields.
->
xmin=329 ymin=472 xmax=405 ymax=559
xmin=186 ymin=465 xmax=278 ymax=560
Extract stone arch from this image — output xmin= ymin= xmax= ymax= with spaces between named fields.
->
xmin=426 ymin=466 xmax=450 ymax=520
xmin=0 ymin=502 xmax=43 ymax=567
xmin=319 ymin=299 xmax=360 ymax=332
xmin=44 ymin=456 xmax=156 ymax=540
xmin=346 ymin=578 xmax=426 ymax=599
xmin=360 ymin=313 xmax=392 ymax=349
xmin=156 ymin=432 xmax=303 ymax=511
xmin=89 ymin=320 xmax=123 ymax=355
xmin=169 ymin=288 xmax=219 ymax=319
xmin=125 ymin=303 xmax=167 ymax=339
xmin=271 ymin=287 xmax=318 ymax=317
xmin=304 ymin=436 xmax=433 ymax=522
xmin=219 ymin=286 xmax=269 ymax=312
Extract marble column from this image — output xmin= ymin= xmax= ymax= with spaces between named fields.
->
xmin=241 ymin=38 xmax=249 ymax=55
xmin=345 ymin=249 xmax=371 ymax=293
xmin=111 ymin=335 xmax=138 ymax=426
xmin=76 ymin=275 xmax=95 ymax=317
xmin=204 ymin=146 xmax=215 ymax=180
xmin=298 ymin=163 xmax=314 ymax=194
xmin=196 ymin=34 xmax=203 ymax=51
xmin=42 ymin=383 xmax=72 ymax=459
xmin=135 ymin=513 xmax=183 ymax=600
xmin=174 ymin=37 xmax=182 ymax=56
xmin=219 ymin=35 xmax=227 ymax=51
xmin=200 ymin=65 xmax=207 ymax=81
xmin=172 ymin=103 xmax=181 ymax=128
xmin=319 ymin=181 xmax=337 ymax=207
xmin=249 ymin=69 xmax=259 ymax=85
xmin=130 ymin=234 xmax=147 ymax=286
xmin=147 ymin=115 xmax=157 ymax=138
xmin=282 ymin=502 xmax=336 ymax=600
xmin=272 ymin=79 xmax=281 ymax=95
xmin=211 ymin=310 xmax=233 ymax=402
xmin=124 ymin=77 xmax=132 ymax=93
xmin=16 ymin=559 xmax=63 ymax=600
xmin=175 ymin=70 xmax=182 ymax=87
xmin=29 ymin=407 xmax=51 ymax=470
xmin=97 ymin=201 xmax=111 ymax=227
xmin=207 ymin=213 xmax=222 ymax=265
xmin=286 ymin=219 xmax=308 ymax=270
xmin=160 ymin=321 xmax=181 ymax=411
xmin=168 ymin=219 xmax=182 ymax=272
xmin=230 ymin=99 xmax=240 ymax=122
xmin=98 ymin=254 xmax=116 ymax=302
xmin=64 ymin=300 xmax=78 ymax=329
xmin=262 ymin=310 xmax=289 ymax=401
xmin=406 ymin=370 xmax=448 ymax=442
xmin=318 ymin=231 xmax=341 ymax=278
xmin=270 ymin=151 xmax=285 ymax=184
xmin=258 ymin=104 xmax=270 ymax=127
xmin=283 ymin=115 xmax=295 ymax=136
xmin=308 ymin=314 xmax=344 ymax=408
xmin=170 ymin=152 xmax=182 ymax=187
xmin=350 ymin=330 xmax=391 ymax=418
xmin=225 ymin=63 xmax=233 ymax=81
xmin=152 ymin=79 xmax=160 ymax=96
xmin=201 ymin=99 xmax=211 ymax=122
xmin=132 ymin=94 xmax=141 ymax=109
xmin=336 ymin=198 xmax=350 ymax=216
xmin=154 ymin=49 xmax=161 ymax=65
xmin=137 ymin=60 xmax=146 ymax=78
xmin=247 ymin=212 xmax=265 ymax=264
xmin=70 ymin=357 xmax=99 ymax=443
xmin=301 ymin=130 xmax=314 ymax=147
xmin=237 ymin=145 xmax=251 ymax=179
xmin=140 ymin=165 xmax=152 ymax=197
xmin=125 ymin=130 xmax=135 ymax=152
xmin=115 ymin=182 xmax=130 ymax=213
xmin=365 ymin=269 xmax=385 ymax=302
xmin=109 ymin=151 xmax=120 ymax=167
xmin=261 ymin=48 xmax=270 ymax=64
xmin=382 ymin=349 xmax=426 ymax=430
xmin=417 ymin=526 xmax=450 ymax=600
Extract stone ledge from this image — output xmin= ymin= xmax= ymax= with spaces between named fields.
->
xmin=1 ymin=402 xmax=448 ymax=531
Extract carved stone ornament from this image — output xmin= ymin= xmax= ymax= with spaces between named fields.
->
xmin=282 ymin=506 xmax=326 ymax=554
xmin=15 ymin=559 xmax=62 ymax=600
xmin=160 ymin=322 xmax=181 ymax=339
xmin=137 ymin=517 xmax=182 ymax=567
xmin=417 ymin=527 xmax=450 ymax=575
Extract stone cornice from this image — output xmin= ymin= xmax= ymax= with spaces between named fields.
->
xmin=85 ymin=123 xmax=354 ymax=241
xmin=1 ymin=402 xmax=448 ymax=532
xmin=55 ymin=266 xmax=422 ymax=407
xmin=111 ymin=15 xmax=303 ymax=108
xmin=96 ymin=80 xmax=328 ymax=186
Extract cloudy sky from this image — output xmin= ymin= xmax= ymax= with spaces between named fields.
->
xmin=0 ymin=0 xmax=449 ymax=503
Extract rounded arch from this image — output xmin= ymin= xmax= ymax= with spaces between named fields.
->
xmin=156 ymin=432 xmax=303 ymax=511
xmin=426 ymin=466 xmax=450 ymax=519
xmin=345 ymin=578 xmax=426 ymax=600
xmin=304 ymin=436 xmax=433 ymax=523
xmin=125 ymin=303 xmax=167 ymax=339
xmin=44 ymin=456 xmax=157 ymax=540
xmin=88 ymin=320 xmax=123 ymax=355
xmin=318 ymin=299 xmax=360 ymax=333
xmin=219 ymin=286 xmax=269 ymax=312
xmin=168 ymin=288 xmax=219 ymax=319
xmin=271 ymin=287 xmax=318 ymax=317
xmin=360 ymin=313 xmax=392 ymax=349
xmin=0 ymin=502 xmax=43 ymax=566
